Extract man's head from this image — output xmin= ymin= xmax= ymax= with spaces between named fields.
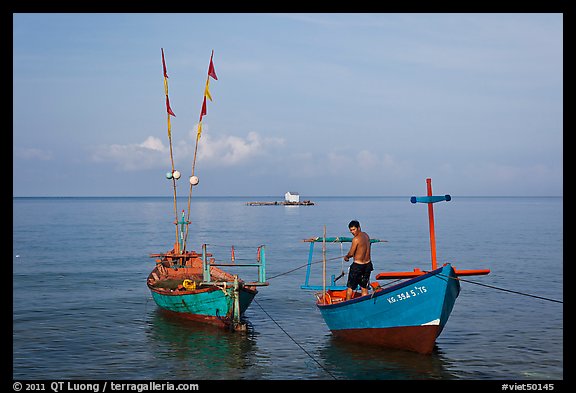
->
xmin=348 ymin=220 xmax=361 ymax=236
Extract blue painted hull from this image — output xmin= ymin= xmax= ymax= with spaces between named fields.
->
xmin=150 ymin=286 xmax=257 ymax=327
xmin=317 ymin=263 xmax=460 ymax=354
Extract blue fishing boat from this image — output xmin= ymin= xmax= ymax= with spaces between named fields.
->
xmin=301 ymin=178 xmax=490 ymax=354
xmin=147 ymin=49 xmax=268 ymax=331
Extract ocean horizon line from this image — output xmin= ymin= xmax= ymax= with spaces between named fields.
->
xmin=12 ymin=195 xmax=563 ymax=199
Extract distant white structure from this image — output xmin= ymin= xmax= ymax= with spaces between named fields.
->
xmin=285 ymin=191 xmax=300 ymax=203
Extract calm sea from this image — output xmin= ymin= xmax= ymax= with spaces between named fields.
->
xmin=12 ymin=196 xmax=563 ymax=381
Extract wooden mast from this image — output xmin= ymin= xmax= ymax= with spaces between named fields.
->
xmin=160 ymin=48 xmax=180 ymax=253
xmin=425 ymin=178 xmax=438 ymax=270
xmin=322 ymin=225 xmax=327 ymax=303
xmin=182 ymin=50 xmax=217 ymax=253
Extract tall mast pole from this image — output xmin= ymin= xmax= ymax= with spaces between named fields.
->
xmin=410 ymin=178 xmax=451 ymax=271
xmin=161 ymin=48 xmax=180 ymax=252
xmin=182 ymin=50 xmax=217 ymax=252
xmin=322 ymin=225 xmax=327 ymax=302
xmin=426 ymin=178 xmax=437 ymax=270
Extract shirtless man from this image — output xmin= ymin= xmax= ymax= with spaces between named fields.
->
xmin=344 ymin=220 xmax=373 ymax=300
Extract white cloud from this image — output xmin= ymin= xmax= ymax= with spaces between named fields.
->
xmin=14 ymin=147 xmax=53 ymax=160
xmin=91 ymin=136 xmax=170 ymax=171
xmin=139 ymin=136 xmax=165 ymax=152
xmin=194 ymin=130 xmax=285 ymax=167
xmin=91 ymin=131 xmax=285 ymax=171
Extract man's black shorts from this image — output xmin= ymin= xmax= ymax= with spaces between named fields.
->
xmin=347 ymin=261 xmax=374 ymax=290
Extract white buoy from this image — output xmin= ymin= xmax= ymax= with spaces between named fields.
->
xmin=190 ymin=176 xmax=199 ymax=186
xmin=173 ymin=170 xmax=181 ymax=180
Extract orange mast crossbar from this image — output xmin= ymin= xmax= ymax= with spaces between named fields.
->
xmin=375 ymin=267 xmax=491 ymax=280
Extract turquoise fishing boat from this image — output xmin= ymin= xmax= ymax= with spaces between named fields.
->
xmin=147 ymin=49 xmax=268 ymax=331
xmin=301 ymin=178 xmax=490 ymax=354
xmin=147 ymin=242 xmax=267 ymax=331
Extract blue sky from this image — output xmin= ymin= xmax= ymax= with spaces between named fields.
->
xmin=13 ymin=13 xmax=563 ymax=197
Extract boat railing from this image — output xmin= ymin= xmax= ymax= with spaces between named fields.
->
xmin=202 ymin=243 xmax=268 ymax=286
xmin=149 ymin=249 xmax=210 ymax=270
xmin=300 ymin=236 xmax=385 ymax=291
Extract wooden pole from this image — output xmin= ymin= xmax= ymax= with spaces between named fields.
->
xmin=426 ymin=178 xmax=438 ymax=270
xmin=183 ymin=51 xmax=215 ymax=252
xmin=182 ymin=128 xmax=201 ymax=253
xmin=161 ymin=48 xmax=180 ymax=252
xmin=322 ymin=225 xmax=327 ymax=303
xmin=168 ymin=135 xmax=179 ymax=254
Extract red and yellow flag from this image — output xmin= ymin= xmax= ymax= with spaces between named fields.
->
xmin=199 ymin=96 xmax=207 ymax=122
xmin=161 ymin=48 xmax=176 ymax=137
xmin=161 ymin=48 xmax=169 ymax=79
xmin=204 ymin=50 xmax=218 ymax=101
xmin=165 ymin=96 xmax=176 ymax=117
xmin=208 ymin=50 xmax=218 ymax=80
xmin=197 ymin=50 xmax=217 ymax=141
xmin=204 ymin=79 xmax=213 ymax=102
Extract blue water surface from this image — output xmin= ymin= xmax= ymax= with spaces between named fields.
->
xmin=12 ymin=196 xmax=563 ymax=380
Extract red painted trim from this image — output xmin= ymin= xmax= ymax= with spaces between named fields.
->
xmin=375 ymin=270 xmax=425 ymax=279
xmin=375 ymin=265 xmax=490 ymax=280
xmin=157 ymin=308 xmax=231 ymax=329
xmin=331 ymin=325 xmax=441 ymax=354
xmin=454 ymin=269 xmax=490 ymax=276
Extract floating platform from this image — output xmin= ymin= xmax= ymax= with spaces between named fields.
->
xmin=246 ymin=200 xmax=315 ymax=206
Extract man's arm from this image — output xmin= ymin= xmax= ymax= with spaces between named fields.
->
xmin=344 ymin=237 xmax=359 ymax=261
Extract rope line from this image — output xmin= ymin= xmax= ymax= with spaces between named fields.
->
xmin=267 ymin=255 xmax=345 ymax=280
xmin=253 ymin=299 xmax=338 ymax=380
xmin=449 ymin=274 xmax=563 ymax=304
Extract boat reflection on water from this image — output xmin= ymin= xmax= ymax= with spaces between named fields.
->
xmin=321 ymin=336 xmax=455 ymax=380
xmin=146 ymin=309 xmax=261 ymax=379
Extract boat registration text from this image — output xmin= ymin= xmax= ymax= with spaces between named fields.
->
xmin=386 ymin=285 xmax=427 ymax=304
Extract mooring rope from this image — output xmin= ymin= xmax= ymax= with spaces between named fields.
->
xmin=253 ymin=298 xmax=338 ymax=380
xmin=445 ymin=274 xmax=563 ymax=304
xmin=267 ymin=255 xmax=345 ymax=280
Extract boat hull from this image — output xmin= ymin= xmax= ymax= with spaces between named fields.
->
xmin=317 ymin=263 xmax=460 ymax=354
xmin=150 ymin=286 xmax=257 ymax=328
